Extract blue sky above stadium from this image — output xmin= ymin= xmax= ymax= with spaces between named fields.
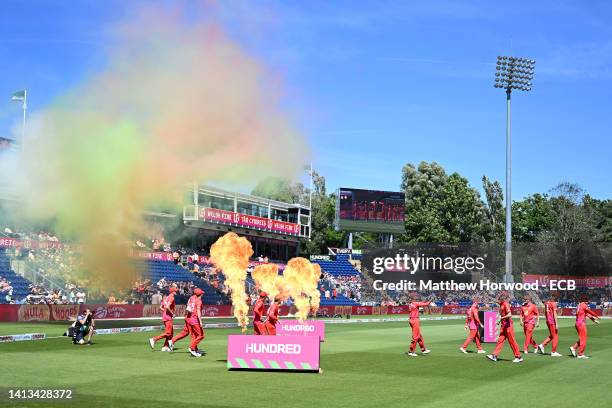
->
xmin=1 ymin=0 xmax=610 ymax=199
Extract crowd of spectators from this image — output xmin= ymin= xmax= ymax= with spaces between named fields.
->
xmin=3 ymin=227 xmax=60 ymax=242
xmin=125 ymin=278 xmax=200 ymax=304
xmin=319 ymin=273 xmax=362 ymax=302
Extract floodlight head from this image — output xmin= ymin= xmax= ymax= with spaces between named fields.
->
xmin=493 ymin=55 xmax=536 ymax=92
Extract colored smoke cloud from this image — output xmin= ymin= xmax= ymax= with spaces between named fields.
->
xmin=11 ymin=5 xmax=308 ymax=291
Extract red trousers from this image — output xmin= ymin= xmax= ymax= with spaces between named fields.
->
xmin=188 ymin=323 xmax=204 ymax=350
xmin=253 ymin=321 xmax=266 ymax=335
xmin=409 ymin=319 xmax=426 ymax=352
xmin=541 ymin=322 xmax=558 ymax=352
xmin=264 ymin=321 xmax=276 ymax=335
xmin=461 ymin=329 xmax=482 ymax=350
xmin=523 ymin=323 xmax=538 ymax=351
xmin=153 ymin=320 xmax=173 ymax=347
xmin=572 ymin=323 xmax=588 ymax=356
xmin=493 ymin=325 xmax=521 ymax=358
xmin=171 ymin=322 xmax=190 ymax=344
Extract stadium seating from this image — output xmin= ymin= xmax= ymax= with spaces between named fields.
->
xmin=139 ymin=259 xmax=229 ymax=305
xmin=0 ymin=248 xmax=34 ymax=303
xmin=311 ymin=259 xmax=360 ymax=276
xmin=319 ymin=295 xmax=358 ymax=306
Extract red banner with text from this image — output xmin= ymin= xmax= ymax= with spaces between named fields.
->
xmin=199 ymin=207 xmax=300 ymax=235
xmin=522 ymin=274 xmax=610 ymax=288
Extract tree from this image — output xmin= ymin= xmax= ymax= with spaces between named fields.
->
xmin=400 ymin=161 xmax=486 ymax=243
xmin=536 ymin=183 xmax=598 ymax=274
xmin=304 ymin=170 xmax=344 ymax=254
xmin=511 ymin=193 xmax=555 ymax=242
xmin=482 ymin=176 xmax=504 ymax=242
xmin=250 ymin=177 xmax=307 ymax=205
xmin=584 ymin=197 xmax=612 ymax=242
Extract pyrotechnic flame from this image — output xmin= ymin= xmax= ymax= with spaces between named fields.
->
xmin=282 ymin=257 xmax=321 ymax=321
xmin=252 ymin=263 xmax=281 ymax=299
xmin=210 ymin=232 xmax=253 ymax=330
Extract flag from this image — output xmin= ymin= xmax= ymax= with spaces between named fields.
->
xmin=11 ymin=90 xmax=25 ymax=102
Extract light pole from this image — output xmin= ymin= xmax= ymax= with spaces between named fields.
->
xmin=494 ymin=56 xmax=536 ymax=283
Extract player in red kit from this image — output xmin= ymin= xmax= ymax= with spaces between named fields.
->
xmin=253 ymin=292 xmax=268 ymax=335
xmin=519 ymin=296 xmax=540 ymax=354
xmin=487 ymin=294 xmax=523 ymax=363
xmin=185 ymin=288 xmax=204 ymax=357
xmin=538 ymin=294 xmax=562 ymax=356
xmin=405 ymin=295 xmax=433 ymax=357
xmin=569 ymin=297 xmax=600 ymax=359
xmin=460 ymin=299 xmax=485 ymax=354
xmin=149 ymin=286 xmax=177 ymax=351
xmin=264 ymin=296 xmax=281 ymax=335
xmin=170 ymin=302 xmax=191 ymax=350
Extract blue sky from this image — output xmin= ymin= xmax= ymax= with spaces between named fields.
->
xmin=1 ymin=0 xmax=611 ymax=200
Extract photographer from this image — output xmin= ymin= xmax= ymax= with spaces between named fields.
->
xmin=67 ymin=309 xmax=95 ymax=345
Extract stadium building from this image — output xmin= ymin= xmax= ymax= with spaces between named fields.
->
xmin=182 ymin=184 xmax=311 ymax=261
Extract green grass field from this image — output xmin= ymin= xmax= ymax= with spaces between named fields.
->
xmin=0 ymin=318 xmax=609 ymax=408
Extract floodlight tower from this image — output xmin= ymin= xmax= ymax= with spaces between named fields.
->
xmin=494 ymin=56 xmax=536 ymax=283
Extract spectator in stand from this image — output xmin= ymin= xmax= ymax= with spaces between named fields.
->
xmin=325 ymin=289 xmax=330 ymax=299
xmin=173 ymin=251 xmax=179 ymax=264
xmin=108 ymin=294 xmax=117 ymax=304
xmin=151 ymin=291 xmax=162 ymax=305
xmin=76 ymin=289 xmax=86 ymax=304
xmin=332 ymin=288 xmax=337 ymax=300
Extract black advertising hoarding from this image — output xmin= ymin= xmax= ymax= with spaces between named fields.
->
xmin=336 ymin=188 xmax=405 ymax=234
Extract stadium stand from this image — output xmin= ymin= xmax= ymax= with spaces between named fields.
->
xmin=140 ymin=259 xmax=229 ymax=305
xmin=0 ymin=248 xmax=34 ymax=303
xmin=311 ymin=258 xmax=360 ymax=276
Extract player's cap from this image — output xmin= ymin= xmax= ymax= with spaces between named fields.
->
xmin=259 ymin=291 xmax=268 ymax=297
xmin=194 ymin=288 xmax=204 ymax=296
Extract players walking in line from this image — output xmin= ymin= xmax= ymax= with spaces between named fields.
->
xmin=149 ymin=286 xmax=177 ymax=351
xmin=487 ymin=294 xmax=523 ymax=363
xmin=253 ymin=291 xmax=268 ymax=335
xmin=264 ymin=296 xmax=281 ymax=335
xmin=405 ymin=295 xmax=433 ymax=357
xmin=185 ymin=288 xmax=205 ymax=357
xmin=569 ymin=297 xmax=600 ymax=359
xmin=537 ymin=294 xmax=561 ymax=356
xmin=460 ymin=298 xmax=485 ymax=354
xmin=519 ymin=296 xmax=540 ymax=354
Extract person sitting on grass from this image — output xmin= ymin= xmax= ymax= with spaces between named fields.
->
xmin=72 ymin=309 xmax=95 ymax=345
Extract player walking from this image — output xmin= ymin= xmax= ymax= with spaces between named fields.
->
xmin=405 ymin=295 xmax=433 ymax=357
xmin=264 ymin=296 xmax=281 ymax=335
xmin=253 ymin=291 xmax=268 ymax=335
xmin=487 ymin=294 xmax=523 ymax=363
xmin=149 ymin=286 xmax=177 ymax=351
xmin=460 ymin=299 xmax=485 ymax=354
xmin=185 ymin=288 xmax=205 ymax=357
xmin=519 ymin=296 xmax=540 ymax=354
xmin=537 ymin=295 xmax=561 ymax=356
xmin=569 ymin=297 xmax=600 ymax=359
